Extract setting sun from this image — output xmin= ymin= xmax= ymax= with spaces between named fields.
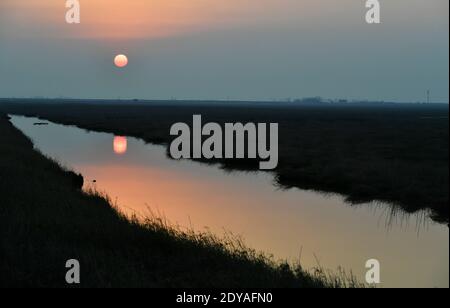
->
xmin=114 ymin=54 xmax=128 ymax=68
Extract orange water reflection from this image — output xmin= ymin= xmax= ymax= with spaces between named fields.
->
xmin=113 ymin=136 xmax=127 ymax=155
xmin=9 ymin=115 xmax=450 ymax=288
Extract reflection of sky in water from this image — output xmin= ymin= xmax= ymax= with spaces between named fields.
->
xmin=10 ymin=115 xmax=449 ymax=288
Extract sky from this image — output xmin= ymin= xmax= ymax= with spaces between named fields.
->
xmin=0 ymin=0 xmax=448 ymax=102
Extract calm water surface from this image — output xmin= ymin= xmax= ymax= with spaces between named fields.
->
xmin=10 ymin=115 xmax=449 ymax=288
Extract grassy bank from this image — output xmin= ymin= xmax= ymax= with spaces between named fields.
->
xmin=0 ymin=100 xmax=448 ymax=224
xmin=0 ymin=114 xmax=352 ymax=288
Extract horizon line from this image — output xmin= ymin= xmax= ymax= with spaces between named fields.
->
xmin=0 ymin=97 xmax=449 ymax=105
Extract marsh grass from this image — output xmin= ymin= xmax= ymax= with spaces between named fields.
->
xmin=85 ymin=187 xmax=366 ymax=288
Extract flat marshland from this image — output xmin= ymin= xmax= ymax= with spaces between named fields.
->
xmin=1 ymin=100 xmax=448 ymax=224
xmin=0 ymin=100 xmax=448 ymax=288
xmin=0 ymin=114 xmax=356 ymax=287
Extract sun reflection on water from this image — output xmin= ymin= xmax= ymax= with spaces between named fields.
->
xmin=113 ymin=136 xmax=127 ymax=155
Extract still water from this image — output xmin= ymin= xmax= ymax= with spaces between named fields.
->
xmin=10 ymin=115 xmax=449 ymax=288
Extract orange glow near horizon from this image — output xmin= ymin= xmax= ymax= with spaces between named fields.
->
xmin=113 ymin=136 xmax=127 ymax=154
xmin=0 ymin=0 xmax=310 ymax=40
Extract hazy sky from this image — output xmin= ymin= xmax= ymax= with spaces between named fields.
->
xmin=0 ymin=0 xmax=448 ymax=102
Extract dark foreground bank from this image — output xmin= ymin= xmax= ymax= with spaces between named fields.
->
xmin=0 ymin=114 xmax=354 ymax=288
xmin=0 ymin=100 xmax=448 ymax=224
